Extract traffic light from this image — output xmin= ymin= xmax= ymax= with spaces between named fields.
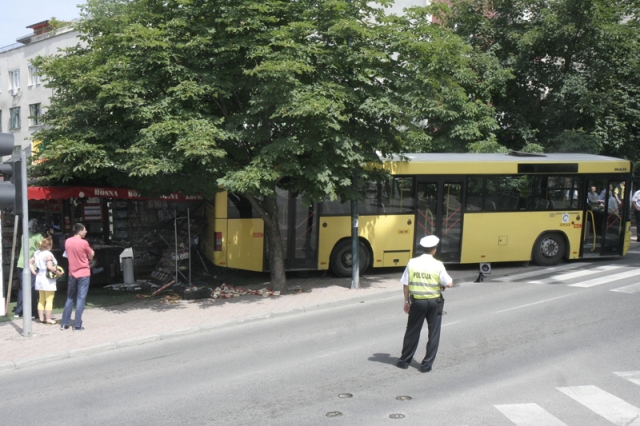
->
xmin=0 ymin=132 xmax=23 ymax=215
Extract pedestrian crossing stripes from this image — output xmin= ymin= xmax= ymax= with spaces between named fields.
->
xmin=557 ymin=386 xmax=640 ymax=426
xmin=495 ymin=263 xmax=590 ymax=282
xmin=529 ymin=265 xmax=619 ymax=285
xmin=495 ymin=403 xmax=568 ymax=426
xmin=610 ymin=282 xmax=640 ymax=294
xmin=568 ymin=268 xmax=640 ymax=288
xmin=495 ymin=372 xmax=640 ymax=425
xmin=493 ymin=263 xmax=640 ymax=292
xmin=614 ymin=371 xmax=640 ymax=386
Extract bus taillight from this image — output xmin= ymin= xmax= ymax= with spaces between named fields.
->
xmin=215 ymin=232 xmax=222 ymax=251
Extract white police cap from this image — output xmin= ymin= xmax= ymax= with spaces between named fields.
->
xmin=420 ymin=235 xmax=439 ymax=248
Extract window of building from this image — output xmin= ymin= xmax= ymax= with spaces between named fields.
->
xmin=29 ymin=103 xmax=42 ymax=126
xmin=8 ymin=69 xmax=20 ymax=94
xmin=28 ymin=65 xmax=41 ymax=87
xmin=10 ymin=107 xmax=20 ymax=130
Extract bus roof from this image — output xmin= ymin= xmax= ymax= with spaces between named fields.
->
xmin=383 ymin=153 xmax=631 ymax=175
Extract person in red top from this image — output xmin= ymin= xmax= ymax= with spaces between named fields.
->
xmin=60 ymin=223 xmax=95 ymax=331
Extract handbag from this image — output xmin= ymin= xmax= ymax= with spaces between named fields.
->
xmin=47 ymin=265 xmax=64 ymax=279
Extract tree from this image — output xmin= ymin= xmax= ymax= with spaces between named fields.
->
xmin=32 ymin=0 xmax=501 ymax=292
xmin=444 ymin=0 xmax=640 ymax=166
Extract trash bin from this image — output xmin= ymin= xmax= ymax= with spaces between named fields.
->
xmin=119 ymin=248 xmax=135 ymax=284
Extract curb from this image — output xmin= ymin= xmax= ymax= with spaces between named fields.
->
xmin=1 ymin=273 xmax=480 ymax=372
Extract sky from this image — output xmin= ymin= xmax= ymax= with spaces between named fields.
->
xmin=0 ymin=0 xmax=85 ymax=48
xmin=0 ymin=0 xmax=425 ymax=48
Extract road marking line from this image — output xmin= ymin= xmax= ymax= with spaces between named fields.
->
xmin=626 ymin=250 xmax=640 ymax=254
xmin=442 ymin=321 xmax=462 ymax=328
xmin=529 ymin=265 xmax=619 ymax=284
xmin=614 ymin=371 xmax=640 ymax=386
xmin=495 ymin=263 xmax=590 ymax=282
xmin=495 ymin=403 xmax=568 ymax=426
xmin=569 ymin=269 xmax=640 ymax=288
xmin=611 ymin=282 xmax=640 ymax=294
xmin=495 ymin=294 xmax=576 ymax=314
xmin=557 ymin=385 xmax=640 ymax=426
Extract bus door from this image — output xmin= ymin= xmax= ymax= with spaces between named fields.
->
xmin=270 ymin=188 xmax=319 ymax=271
xmin=583 ymin=178 xmax=627 ymax=256
xmin=415 ymin=180 xmax=464 ymax=262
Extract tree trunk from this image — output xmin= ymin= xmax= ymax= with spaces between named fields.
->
xmin=245 ymin=193 xmax=288 ymax=294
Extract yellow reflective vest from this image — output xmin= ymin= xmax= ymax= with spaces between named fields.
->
xmin=407 ymin=263 xmax=442 ymax=300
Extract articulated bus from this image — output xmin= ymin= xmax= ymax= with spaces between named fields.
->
xmin=205 ymin=153 xmax=632 ymax=276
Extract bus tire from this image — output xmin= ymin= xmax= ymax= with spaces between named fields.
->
xmin=330 ymin=239 xmax=371 ymax=278
xmin=532 ymin=232 xmax=565 ymax=266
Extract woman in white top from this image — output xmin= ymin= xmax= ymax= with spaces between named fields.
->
xmin=29 ymin=237 xmax=63 ymax=325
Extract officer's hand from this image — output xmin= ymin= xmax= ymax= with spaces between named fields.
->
xmin=403 ymin=303 xmax=410 ymax=314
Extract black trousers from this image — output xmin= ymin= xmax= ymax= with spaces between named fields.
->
xmin=399 ymin=298 xmax=443 ymax=368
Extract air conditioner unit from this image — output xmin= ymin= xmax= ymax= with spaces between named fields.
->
xmin=9 ymin=87 xmax=20 ymax=96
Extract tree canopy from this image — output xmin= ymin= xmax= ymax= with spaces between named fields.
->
xmin=32 ymin=0 xmax=502 ymax=290
xmin=444 ymin=0 xmax=640 ymax=165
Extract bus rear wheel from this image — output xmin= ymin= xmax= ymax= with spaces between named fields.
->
xmin=330 ymin=240 xmax=371 ymax=278
xmin=532 ymin=233 xmax=565 ymax=266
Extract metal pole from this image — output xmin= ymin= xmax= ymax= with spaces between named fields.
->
xmin=20 ymin=149 xmax=31 ymax=337
xmin=4 ymin=216 xmax=18 ymax=316
xmin=187 ymin=208 xmax=191 ymax=286
xmin=174 ymin=208 xmax=178 ymax=285
xmin=351 ymin=170 xmax=359 ymax=289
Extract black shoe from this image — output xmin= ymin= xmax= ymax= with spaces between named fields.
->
xmin=396 ymin=361 xmax=409 ymax=369
xmin=60 ymin=325 xmax=70 ymax=330
xmin=73 ymin=327 xmax=85 ymax=331
xmin=419 ymin=365 xmax=432 ymax=373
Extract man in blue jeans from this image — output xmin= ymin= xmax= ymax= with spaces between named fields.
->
xmin=61 ymin=223 xmax=94 ymax=331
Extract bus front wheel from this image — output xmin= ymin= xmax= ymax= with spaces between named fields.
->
xmin=532 ymin=233 xmax=565 ymax=266
xmin=330 ymin=240 xmax=371 ymax=277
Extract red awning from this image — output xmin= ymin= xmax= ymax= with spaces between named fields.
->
xmin=28 ymin=186 xmax=201 ymax=202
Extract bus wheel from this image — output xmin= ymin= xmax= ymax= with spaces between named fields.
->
xmin=330 ymin=240 xmax=371 ymax=278
xmin=532 ymin=233 xmax=565 ymax=266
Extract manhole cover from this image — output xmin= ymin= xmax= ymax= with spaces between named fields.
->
xmin=326 ymin=411 xmax=343 ymax=417
xmin=389 ymin=413 xmax=406 ymax=419
xmin=338 ymin=393 xmax=353 ymax=399
xmin=396 ymin=395 xmax=412 ymax=401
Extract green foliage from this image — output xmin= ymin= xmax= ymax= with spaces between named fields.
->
xmin=33 ymin=0 xmax=500 ymax=201
xmin=445 ymin=0 xmax=640 ymax=162
xmin=32 ymin=0 xmax=502 ymax=288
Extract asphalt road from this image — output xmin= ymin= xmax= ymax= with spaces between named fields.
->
xmin=2 ymin=256 xmax=639 ymax=426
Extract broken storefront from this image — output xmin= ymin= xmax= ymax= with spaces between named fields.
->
xmin=2 ymin=186 xmax=205 ymax=290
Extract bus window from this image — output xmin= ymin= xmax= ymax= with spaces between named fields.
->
xmin=531 ymin=176 xmax=582 ymax=210
xmin=466 ymin=176 xmax=483 ymax=211
xmin=485 ymin=176 xmax=524 ymax=211
xmin=382 ymin=177 xmax=414 ymax=214
xmin=228 ymin=193 xmax=260 ymax=219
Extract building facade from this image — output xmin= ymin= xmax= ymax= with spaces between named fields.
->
xmin=0 ymin=21 xmax=79 ymax=154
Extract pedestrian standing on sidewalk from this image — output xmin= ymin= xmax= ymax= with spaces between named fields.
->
xmin=14 ymin=219 xmax=42 ymax=319
xmin=397 ymin=235 xmax=453 ymax=373
xmin=60 ymin=223 xmax=94 ymax=331
xmin=29 ymin=237 xmax=63 ymax=325
xmin=632 ymin=188 xmax=640 ymax=241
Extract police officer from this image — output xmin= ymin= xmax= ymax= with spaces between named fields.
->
xmin=397 ymin=235 xmax=453 ymax=373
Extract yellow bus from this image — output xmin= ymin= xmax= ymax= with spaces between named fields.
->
xmin=205 ymin=153 xmax=632 ymax=276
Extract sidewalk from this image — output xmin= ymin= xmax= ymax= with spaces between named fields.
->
xmin=0 ymin=269 xmax=477 ymax=372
